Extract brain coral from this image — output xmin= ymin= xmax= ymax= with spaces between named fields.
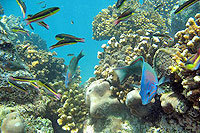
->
xmin=85 ymin=79 xmax=121 ymax=118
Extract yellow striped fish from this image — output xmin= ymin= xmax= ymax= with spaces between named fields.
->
xmin=16 ymin=0 xmax=26 ymax=18
xmin=174 ymin=0 xmax=199 ymax=14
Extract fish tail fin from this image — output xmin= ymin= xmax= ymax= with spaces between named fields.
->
xmin=113 ymin=19 xmax=120 ymax=26
xmin=79 ymin=38 xmax=85 ymax=43
xmin=49 ymin=46 xmax=54 ymax=50
xmin=113 ymin=66 xmax=131 ymax=84
xmin=158 ymin=76 xmax=170 ymax=86
xmin=77 ymin=50 xmax=85 ymax=60
xmin=25 ymin=19 xmax=31 ymax=25
xmin=46 ymin=25 xmax=50 ymax=30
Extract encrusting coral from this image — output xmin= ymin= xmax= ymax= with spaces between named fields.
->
xmin=1 ymin=112 xmax=24 ymax=133
xmin=85 ymin=79 xmax=121 ymax=118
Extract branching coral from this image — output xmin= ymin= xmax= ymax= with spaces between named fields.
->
xmin=0 ymin=15 xmax=47 ymax=50
xmin=92 ymin=0 xmax=168 ymax=41
xmin=168 ymin=13 xmax=200 ymax=111
xmin=93 ymin=32 xmax=172 ymax=104
xmin=16 ymin=43 xmax=67 ymax=83
xmin=57 ymin=83 xmax=88 ymax=132
xmin=91 ymin=9 xmax=200 ymax=132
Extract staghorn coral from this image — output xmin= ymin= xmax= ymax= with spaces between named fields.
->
xmin=57 ymin=82 xmax=88 ymax=132
xmin=92 ymin=0 xmax=169 ymax=41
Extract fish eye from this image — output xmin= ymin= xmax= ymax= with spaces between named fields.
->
xmin=147 ymin=92 xmax=150 ymax=95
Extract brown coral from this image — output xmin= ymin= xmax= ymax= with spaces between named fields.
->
xmin=92 ymin=0 xmax=168 ymax=41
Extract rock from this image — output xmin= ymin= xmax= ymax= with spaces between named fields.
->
xmin=125 ymin=89 xmax=154 ymax=117
xmin=1 ymin=112 xmax=24 ymax=133
xmin=85 ymin=79 xmax=121 ymax=118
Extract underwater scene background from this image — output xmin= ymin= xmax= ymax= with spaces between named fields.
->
xmin=0 ymin=0 xmax=200 ymax=133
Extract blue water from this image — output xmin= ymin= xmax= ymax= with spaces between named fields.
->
xmin=1 ymin=0 xmax=115 ymax=83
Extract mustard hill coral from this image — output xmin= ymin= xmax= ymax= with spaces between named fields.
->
xmin=57 ymin=83 xmax=88 ymax=132
xmin=92 ymin=0 xmax=168 ymax=41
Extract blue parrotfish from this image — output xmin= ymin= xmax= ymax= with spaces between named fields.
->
xmin=65 ymin=50 xmax=84 ymax=87
xmin=140 ymin=61 xmax=160 ymax=105
xmin=185 ymin=48 xmax=200 ymax=70
xmin=113 ymin=56 xmax=143 ymax=84
xmin=113 ymin=56 xmax=168 ymax=105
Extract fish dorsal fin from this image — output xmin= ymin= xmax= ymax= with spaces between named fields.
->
xmin=158 ymin=76 xmax=170 ymax=86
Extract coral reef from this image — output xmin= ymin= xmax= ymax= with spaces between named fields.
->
xmin=85 ymin=79 xmax=122 ymax=118
xmin=94 ymin=32 xmax=172 ymax=104
xmin=0 ymin=3 xmax=4 ymax=15
xmin=160 ymin=92 xmax=188 ymax=114
xmin=57 ymin=82 xmax=88 ymax=132
xmin=0 ymin=15 xmax=47 ymax=50
xmin=16 ymin=43 xmax=66 ymax=83
xmin=1 ymin=112 xmax=24 ymax=133
xmin=168 ymin=13 xmax=200 ymax=111
xmin=125 ymin=89 xmax=154 ymax=117
xmin=0 ymin=104 xmax=54 ymax=133
xmin=170 ymin=0 xmax=200 ymax=35
xmin=90 ymin=10 xmax=200 ymax=132
xmin=0 ymin=14 xmax=69 ymax=132
xmin=92 ymin=0 xmax=169 ymax=41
